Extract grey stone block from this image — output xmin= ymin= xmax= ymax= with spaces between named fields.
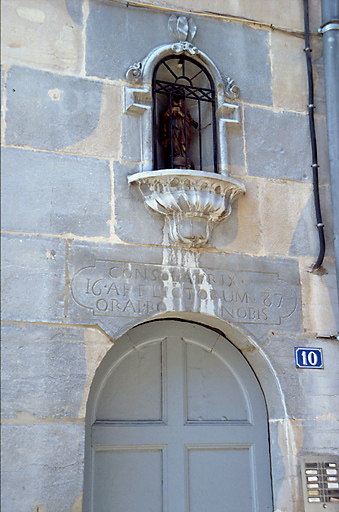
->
xmin=212 ymin=200 xmax=239 ymax=248
xmin=266 ymin=421 xmax=287 ymax=509
xmin=313 ymin=56 xmax=326 ymax=117
xmin=121 ymin=114 xmax=141 ymax=162
xmin=263 ymin=334 xmax=339 ymax=419
xmin=289 ymin=195 xmax=319 ymax=258
xmin=5 ymin=66 xmax=102 ymax=151
xmin=320 ymin=185 xmax=335 ymax=259
xmin=244 ymin=105 xmax=312 ymax=181
xmin=1 ymin=235 xmax=66 ymax=322
xmin=66 ymin=242 xmax=302 ymax=341
xmin=1 ymin=423 xmax=84 ymax=512
xmin=200 ymin=253 xmax=302 ymax=334
xmin=194 ymin=16 xmax=272 ymax=106
xmin=67 ymin=239 xmax=164 ymax=325
xmin=289 ymin=185 xmax=334 ymax=259
xmin=113 ymin=161 xmax=163 ymax=244
xmin=1 ymin=147 xmax=110 ymax=237
xmin=316 ymin=116 xmax=330 ymax=186
xmin=1 ymin=66 xmax=5 ymax=114
xmin=86 ymin=2 xmax=272 ymax=105
xmin=301 ymin=419 xmax=339 ymax=454
xmin=86 ymin=2 xmax=171 ymax=80
xmin=65 ymin=0 xmax=83 ymax=26
xmin=1 ymin=324 xmax=86 ymax=419
xmin=227 ymin=123 xmax=245 ymax=174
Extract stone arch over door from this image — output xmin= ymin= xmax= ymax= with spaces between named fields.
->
xmin=83 ymin=319 xmax=274 ymax=512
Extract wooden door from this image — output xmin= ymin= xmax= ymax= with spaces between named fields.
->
xmin=83 ymin=320 xmax=273 ymax=511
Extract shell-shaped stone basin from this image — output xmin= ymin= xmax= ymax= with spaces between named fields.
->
xmin=128 ymin=169 xmax=245 ymax=247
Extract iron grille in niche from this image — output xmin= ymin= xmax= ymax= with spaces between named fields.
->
xmin=152 ymin=55 xmax=218 ymax=173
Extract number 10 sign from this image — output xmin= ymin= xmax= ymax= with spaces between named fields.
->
xmin=295 ymin=347 xmax=324 ymax=369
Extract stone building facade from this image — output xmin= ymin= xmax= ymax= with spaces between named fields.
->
xmin=1 ymin=1 xmax=338 ymax=511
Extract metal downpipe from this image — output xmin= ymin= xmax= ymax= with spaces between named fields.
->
xmin=304 ymin=0 xmax=326 ymax=271
xmin=319 ymin=1 xmax=339 ymax=305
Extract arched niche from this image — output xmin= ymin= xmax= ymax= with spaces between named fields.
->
xmin=124 ymin=41 xmax=241 ymax=174
xmin=124 ymin=32 xmax=246 ymax=247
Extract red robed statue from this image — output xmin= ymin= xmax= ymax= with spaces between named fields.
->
xmin=161 ymin=94 xmax=198 ymax=169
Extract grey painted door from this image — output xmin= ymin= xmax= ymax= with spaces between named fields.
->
xmin=84 ymin=321 xmax=273 ymax=512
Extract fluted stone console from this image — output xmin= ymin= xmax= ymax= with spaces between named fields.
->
xmin=128 ymin=169 xmax=245 ymax=247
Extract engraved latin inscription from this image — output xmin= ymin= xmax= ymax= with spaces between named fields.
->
xmin=71 ymin=260 xmax=297 ymax=325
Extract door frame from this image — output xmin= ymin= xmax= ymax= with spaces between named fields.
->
xmin=82 ymin=317 xmax=281 ymax=511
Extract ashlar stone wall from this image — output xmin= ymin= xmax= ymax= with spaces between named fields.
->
xmin=1 ymin=1 xmax=338 ymax=511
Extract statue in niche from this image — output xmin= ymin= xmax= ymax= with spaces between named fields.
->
xmin=161 ymin=93 xmax=198 ymax=169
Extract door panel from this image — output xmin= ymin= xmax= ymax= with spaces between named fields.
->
xmin=96 ymin=341 xmax=164 ymax=422
xmin=185 ymin=342 xmax=249 ymax=422
xmin=187 ymin=447 xmax=253 ymax=512
xmin=93 ymin=448 xmax=163 ymax=512
xmin=85 ymin=321 xmax=273 ymax=512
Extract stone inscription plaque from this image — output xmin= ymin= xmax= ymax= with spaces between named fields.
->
xmin=71 ymin=259 xmax=297 ymax=325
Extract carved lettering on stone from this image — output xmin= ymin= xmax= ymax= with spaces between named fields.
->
xmin=71 ymin=260 xmax=297 ymax=325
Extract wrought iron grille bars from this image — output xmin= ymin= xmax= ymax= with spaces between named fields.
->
xmin=152 ymin=55 xmax=218 ymax=173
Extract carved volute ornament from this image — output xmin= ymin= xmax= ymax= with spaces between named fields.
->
xmin=126 ymin=15 xmax=245 ymax=248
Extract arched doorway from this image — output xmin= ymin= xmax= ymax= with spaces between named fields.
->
xmin=83 ymin=320 xmax=273 ymax=511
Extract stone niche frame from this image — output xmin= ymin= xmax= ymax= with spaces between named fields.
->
xmin=124 ymin=16 xmax=246 ymax=248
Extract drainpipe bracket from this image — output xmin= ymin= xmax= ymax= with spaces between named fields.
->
xmin=318 ymin=21 xmax=339 ymax=34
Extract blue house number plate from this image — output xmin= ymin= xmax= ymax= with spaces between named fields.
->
xmin=295 ymin=347 xmax=324 ymax=369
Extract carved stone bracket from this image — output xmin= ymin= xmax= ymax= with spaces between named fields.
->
xmin=128 ymin=170 xmax=245 ymax=248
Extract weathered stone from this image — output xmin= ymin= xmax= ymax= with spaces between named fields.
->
xmin=244 ymin=105 xmax=312 ymax=181
xmin=1 ymin=423 xmax=85 ymax=512
xmin=288 ymin=195 xmax=319 ymax=258
xmin=67 ymin=240 xmax=163 ymax=325
xmin=63 ymin=82 xmax=122 ymax=159
xmin=289 ymin=185 xmax=334 ymax=259
xmin=299 ymin=258 xmax=339 ymax=335
xmin=121 ymin=114 xmax=142 ymax=162
xmin=227 ymin=122 xmax=245 ymax=175
xmin=65 ymin=0 xmax=83 ymax=26
xmin=67 ymin=242 xmax=302 ymax=336
xmin=86 ymin=1 xmax=272 ymax=106
xmin=1 ymin=234 xmax=66 ymax=322
xmin=194 ymin=16 xmax=272 ymax=106
xmin=261 ymin=180 xmax=314 ymax=256
xmin=78 ymin=327 xmax=113 ymax=419
xmin=1 ymin=0 xmax=83 ymax=73
xmin=1 ymin=324 xmax=86 ymax=419
xmin=313 ymin=55 xmax=327 ymax=117
xmin=86 ymin=2 xmax=169 ymax=80
xmin=271 ymin=32 xmax=308 ymax=113
xmin=316 ymin=116 xmax=330 ymax=185
xmin=213 ymin=177 xmax=262 ymax=254
xmin=262 ymin=333 xmax=339 ymax=419
xmin=301 ymin=418 xmax=339 ymax=454
xmin=113 ymin=161 xmax=164 ymax=244
xmin=319 ymin=185 xmax=335 ymax=258
xmin=271 ymin=32 xmax=324 ymax=114
xmin=5 ymin=66 xmax=103 ymax=151
xmin=0 ymin=1 xmax=336 ymax=510
xmin=134 ymin=0 xmax=321 ymax=33
xmin=267 ymin=418 xmax=304 ymax=512
xmin=1 ymin=66 xmax=5 ymax=144
xmin=1 ymin=147 xmax=111 ymax=237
